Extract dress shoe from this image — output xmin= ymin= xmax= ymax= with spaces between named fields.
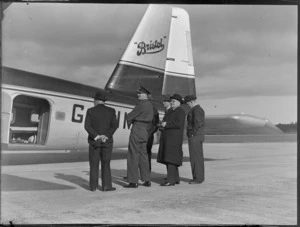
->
xmin=102 ymin=187 xmax=116 ymax=192
xmin=123 ymin=183 xmax=138 ymax=188
xmin=160 ymin=182 xmax=175 ymax=186
xmin=142 ymin=181 xmax=151 ymax=187
xmin=189 ymin=180 xmax=202 ymax=184
xmin=164 ymin=178 xmax=180 ymax=184
xmin=90 ymin=187 xmax=97 ymax=192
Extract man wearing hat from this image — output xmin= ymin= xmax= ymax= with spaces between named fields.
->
xmin=184 ymin=94 xmax=205 ymax=184
xmin=157 ymin=94 xmax=172 ymax=175
xmin=157 ymin=93 xmax=186 ymax=186
xmin=157 ymin=94 xmax=172 ymax=142
xmin=124 ymin=86 xmax=154 ymax=188
xmin=84 ymin=91 xmax=118 ymax=192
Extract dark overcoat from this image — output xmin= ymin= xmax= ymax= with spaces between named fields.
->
xmin=84 ymin=104 xmax=118 ymax=145
xmin=157 ymin=106 xmax=186 ymax=166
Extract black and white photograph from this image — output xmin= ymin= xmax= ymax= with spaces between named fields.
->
xmin=1 ymin=1 xmax=297 ymax=225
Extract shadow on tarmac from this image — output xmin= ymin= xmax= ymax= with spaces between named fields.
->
xmin=54 ymin=173 xmax=90 ymax=190
xmin=50 ymin=168 xmax=192 ymax=191
xmin=1 ymin=174 xmax=76 ymax=192
xmin=108 ymin=169 xmax=192 ymax=186
xmin=2 ymin=148 xmax=124 ymax=166
xmin=53 ymin=170 xmax=130 ymax=190
xmin=2 ymin=149 xmax=228 ymax=166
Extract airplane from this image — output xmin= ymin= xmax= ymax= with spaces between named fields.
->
xmin=1 ymin=4 xmax=282 ymax=151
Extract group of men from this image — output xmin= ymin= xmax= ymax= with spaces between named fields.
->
xmin=84 ymin=86 xmax=205 ymax=192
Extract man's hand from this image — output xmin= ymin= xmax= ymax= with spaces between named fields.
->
xmin=94 ymin=135 xmax=108 ymax=143
xmin=100 ymin=135 xmax=108 ymax=143
xmin=94 ymin=135 xmax=101 ymax=141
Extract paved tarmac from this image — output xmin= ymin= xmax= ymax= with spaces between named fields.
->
xmin=1 ymin=142 xmax=297 ymax=225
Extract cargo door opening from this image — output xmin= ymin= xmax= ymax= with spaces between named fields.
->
xmin=10 ymin=95 xmax=50 ymax=145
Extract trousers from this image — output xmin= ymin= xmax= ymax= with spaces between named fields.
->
xmin=89 ymin=141 xmax=113 ymax=189
xmin=147 ymin=134 xmax=154 ymax=171
xmin=188 ymin=135 xmax=205 ymax=183
xmin=127 ymin=125 xmax=150 ymax=183
xmin=166 ymin=163 xmax=180 ymax=184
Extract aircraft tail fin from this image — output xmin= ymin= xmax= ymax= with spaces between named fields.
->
xmin=105 ymin=5 xmax=196 ymax=101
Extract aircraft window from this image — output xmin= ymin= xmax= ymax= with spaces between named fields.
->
xmin=55 ymin=111 xmax=65 ymax=121
xmin=10 ymin=95 xmax=50 ymax=145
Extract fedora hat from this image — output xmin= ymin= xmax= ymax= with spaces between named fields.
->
xmin=170 ymin=93 xmax=183 ymax=104
xmin=136 ymin=86 xmax=151 ymax=95
xmin=184 ymin=95 xmax=197 ymax=103
xmin=162 ymin=94 xmax=171 ymax=102
xmin=93 ymin=92 xmax=107 ymax=101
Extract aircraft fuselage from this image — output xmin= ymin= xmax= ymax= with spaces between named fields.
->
xmin=1 ymin=67 xmax=162 ymax=151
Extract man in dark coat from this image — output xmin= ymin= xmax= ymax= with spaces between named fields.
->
xmin=124 ymin=86 xmax=154 ymax=188
xmin=146 ymin=94 xmax=159 ymax=172
xmin=184 ymin=94 xmax=205 ymax=184
xmin=157 ymin=94 xmax=186 ymax=186
xmin=84 ymin=92 xmax=118 ymax=192
xmin=156 ymin=94 xmax=173 ymax=180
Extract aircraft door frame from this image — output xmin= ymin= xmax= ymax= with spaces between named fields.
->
xmin=9 ymin=94 xmax=51 ymax=146
xmin=1 ymin=91 xmax=13 ymax=146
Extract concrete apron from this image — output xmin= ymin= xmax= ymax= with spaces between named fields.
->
xmin=1 ymin=142 xmax=297 ymax=225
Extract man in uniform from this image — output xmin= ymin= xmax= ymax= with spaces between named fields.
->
xmin=184 ymin=94 xmax=205 ymax=184
xmin=124 ymin=86 xmax=154 ymax=188
xmin=84 ymin=92 xmax=118 ymax=192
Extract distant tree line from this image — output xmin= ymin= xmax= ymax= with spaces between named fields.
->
xmin=276 ymin=122 xmax=297 ymax=133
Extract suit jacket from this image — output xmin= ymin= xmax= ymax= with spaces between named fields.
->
xmin=186 ymin=104 xmax=205 ymax=141
xmin=84 ymin=104 xmax=118 ymax=144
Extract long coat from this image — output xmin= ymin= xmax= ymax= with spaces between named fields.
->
xmin=157 ymin=106 xmax=186 ymax=166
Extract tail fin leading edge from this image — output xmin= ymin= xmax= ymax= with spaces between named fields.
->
xmin=105 ymin=5 xmax=196 ymax=100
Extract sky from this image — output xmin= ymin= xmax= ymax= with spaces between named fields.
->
xmin=2 ymin=3 xmax=297 ymax=124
